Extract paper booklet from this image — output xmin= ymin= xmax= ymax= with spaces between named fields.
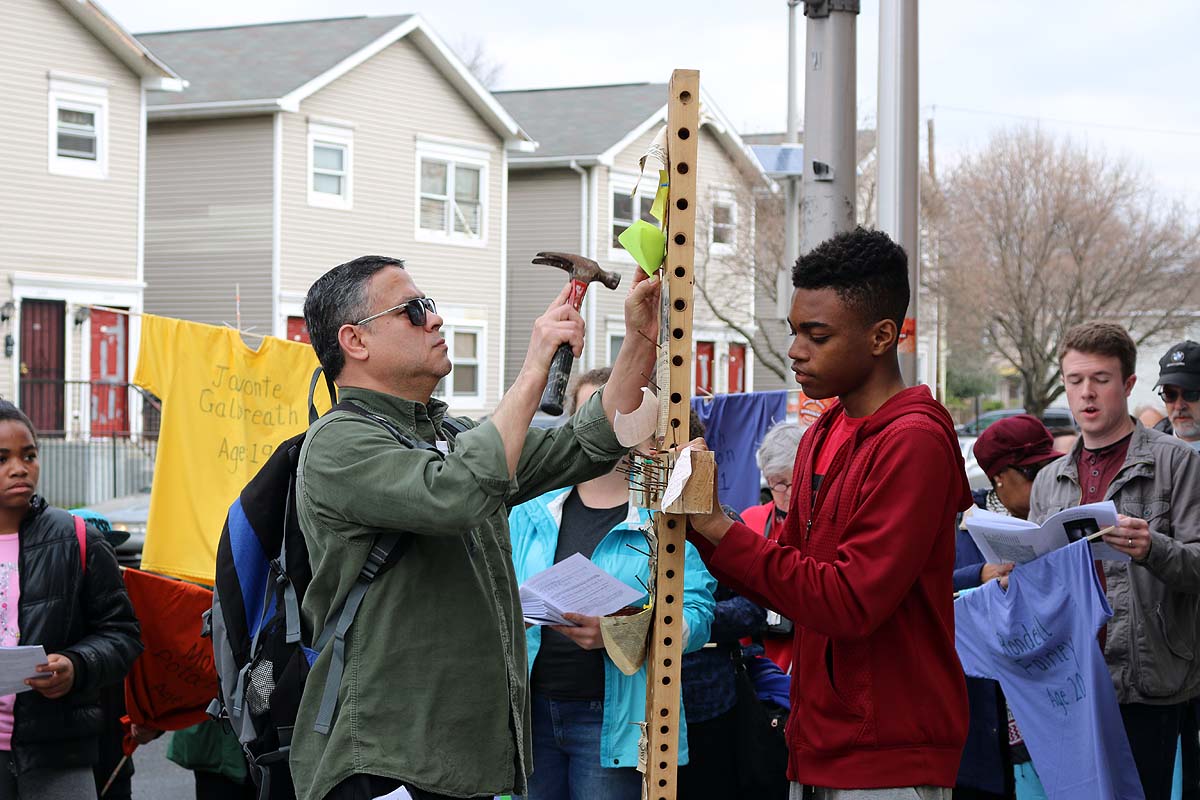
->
xmin=0 ymin=645 xmax=48 ymax=696
xmin=520 ymin=553 xmax=645 ymax=627
xmin=964 ymin=500 xmax=1129 ymax=566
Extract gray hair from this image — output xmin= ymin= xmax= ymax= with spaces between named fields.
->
xmin=303 ymin=255 xmax=405 ymax=380
xmin=756 ymin=421 xmax=805 ymax=478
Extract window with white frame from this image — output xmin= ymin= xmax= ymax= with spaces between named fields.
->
xmin=608 ymin=333 xmax=625 ymax=364
xmin=48 ymin=77 xmax=108 ymax=179
xmin=434 ymin=325 xmax=485 ymax=404
xmin=416 ymin=140 xmax=489 ymax=244
xmin=710 ymin=191 xmax=737 ymax=251
xmin=610 ymin=180 xmax=657 ymax=255
xmin=308 ymin=122 xmax=353 ymax=209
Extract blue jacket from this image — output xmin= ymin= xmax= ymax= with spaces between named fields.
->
xmin=509 ymin=488 xmax=716 ymax=769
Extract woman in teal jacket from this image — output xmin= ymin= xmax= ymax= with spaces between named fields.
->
xmin=508 ymin=369 xmax=716 ymax=800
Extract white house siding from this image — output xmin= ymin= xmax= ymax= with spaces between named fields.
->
xmin=280 ymin=36 xmax=505 ymax=415
xmin=0 ymin=0 xmax=143 ymax=399
xmin=504 ymin=169 xmax=583 ymax=386
xmin=144 ymin=116 xmax=275 ymax=334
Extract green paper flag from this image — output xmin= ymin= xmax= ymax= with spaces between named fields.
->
xmin=618 ymin=219 xmax=666 ymax=276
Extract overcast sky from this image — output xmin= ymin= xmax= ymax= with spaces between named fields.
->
xmin=103 ymin=0 xmax=1200 ymax=205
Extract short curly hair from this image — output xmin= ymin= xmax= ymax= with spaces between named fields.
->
xmin=792 ymin=227 xmax=910 ymax=333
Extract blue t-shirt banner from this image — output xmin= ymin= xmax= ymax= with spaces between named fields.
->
xmin=954 ymin=539 xmax=1143 ymax=800
xmin=690 ymin=391 xmax=788 ymax=513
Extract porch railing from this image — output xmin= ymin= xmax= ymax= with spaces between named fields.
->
xmin=17 ymin=379 xmax=160 ymax=508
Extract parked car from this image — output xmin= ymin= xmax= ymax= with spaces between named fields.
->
xmin=955 ymin=407 xmax=1076 ymax=437
xmin=958 ymin=436 xmax=990 ymax=491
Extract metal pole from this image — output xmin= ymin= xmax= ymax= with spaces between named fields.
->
xmin=779 ymin=0 xmax=803 ymax=318
xmin=877 ymin=0 xmax=920 ymax=384
xmin=799 ymin=1 xmax=859 ymax=256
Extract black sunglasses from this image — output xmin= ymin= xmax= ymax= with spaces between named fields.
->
xmin=354 ymin=297 xmax=437 ymax=327
xmin=1159 ymin=387 xmax=1200 ymax=404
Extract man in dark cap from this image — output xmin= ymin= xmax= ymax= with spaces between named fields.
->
xmin=1157 ymin=340 xmax=1200 ymax=452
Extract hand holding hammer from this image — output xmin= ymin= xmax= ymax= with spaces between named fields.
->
xmin=532 ymin=252 xmax=621 ymax=415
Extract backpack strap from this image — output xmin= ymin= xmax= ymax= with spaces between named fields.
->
xmin=72 ymin=515 xmax=87 ymax=575
xmin=308 ymin=367 xmax=337 ymax=425
xmin=311 ymin=531 xmax=405 ymax=735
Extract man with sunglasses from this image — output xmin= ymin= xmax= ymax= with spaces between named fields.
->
xmin=1156 ymin=340 xmax=1200 ymax=800
xmin=1157 ymin=340 xmax=1200 ymax=452
xmin=289 ymin=255 xmax=662 ymax=800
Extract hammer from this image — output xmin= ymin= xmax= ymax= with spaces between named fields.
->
xmin=533 ymin=251 xmax=621 ymax=416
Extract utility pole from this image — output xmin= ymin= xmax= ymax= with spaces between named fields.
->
xmin=877 ymin=0 xmax=920 ymax=385
xmin=778 ymin=0 xmax=803 ymax=318
xmin=799 ymin=0 xmax=859 ymax=257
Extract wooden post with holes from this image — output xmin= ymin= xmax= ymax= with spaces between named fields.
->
xmin=643 ymin=68 xmax=699 ymax=800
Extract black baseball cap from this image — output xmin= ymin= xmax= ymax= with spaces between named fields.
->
xmin=1156 ymin=341 xmax=1200 ymax=391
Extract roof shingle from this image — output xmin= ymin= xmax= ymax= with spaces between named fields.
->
xmin=138 ymin=15 xmax=412 ymax=107
xmin=494 ymin=83 xmax=667 ymax=160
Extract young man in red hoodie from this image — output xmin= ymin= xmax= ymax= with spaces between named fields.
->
xmin=688 ymin=227 xmax=972 ymax=800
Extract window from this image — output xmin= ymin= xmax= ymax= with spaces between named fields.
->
xmin=610 ymin=178 xmax=658 ymax=257
xmin=308 ymin=122 xmax=353 ymax=209
xmin=608 ymin=334 xmax=625 ymax=364
xmin=433 ymin=325 xmax=485 ymax=404
xmin=57 ymin=107 xmax=97 ymax=160
xmin=415 ymin=140 xmax=489 ymax=245
xmin=48 ymin=77 xmax=108 ymax=179
xmin=710 ymin=191 xmax=737 ymax=251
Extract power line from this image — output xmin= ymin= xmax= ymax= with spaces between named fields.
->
xmin=931 ymin=104 xmax=1200 ymax=139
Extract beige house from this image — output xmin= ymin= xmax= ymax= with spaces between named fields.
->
xmin=495 ymin=83 xmax=772 ymax=398
xmin=0 ymin=0 xmax=181 ymax=436
xmin=138 ymin=15 xmax=533 ymax=416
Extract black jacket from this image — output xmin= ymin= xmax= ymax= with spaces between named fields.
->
xmin=10 ymin=496 xmax=142 ymax=775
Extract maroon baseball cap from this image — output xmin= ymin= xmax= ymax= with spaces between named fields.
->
xmin=972 ymin=414 xmax=1065 ymax=479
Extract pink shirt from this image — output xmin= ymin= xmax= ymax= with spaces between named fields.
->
xmin=0 ymin=533 xmax=21 ymax=750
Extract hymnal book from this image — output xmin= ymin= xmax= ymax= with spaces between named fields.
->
xmin=964 ymin=500 xmax=1128 ymax=566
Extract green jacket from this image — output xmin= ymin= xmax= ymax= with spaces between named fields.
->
xmin=290 ymin=387 xmax=626 ymax=800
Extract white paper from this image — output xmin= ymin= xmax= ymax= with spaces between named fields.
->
xmin=965 ymin=501 xmax=1127 ymax=565
xmin=0 ymin=645 xmax=48 ymax=696
xmin=660 ymin=445 xmax=694 ymax=509
xmin=614 ymin=387 xmax=659 ymax=447
xmin=372 ymin=787 xmax=410 ymax=800
xmin=521 ymin=553 xmax=644 ymax=627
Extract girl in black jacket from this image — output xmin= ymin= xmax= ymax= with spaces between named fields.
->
xmin=0 ymin=401 xmax=142 ymax=798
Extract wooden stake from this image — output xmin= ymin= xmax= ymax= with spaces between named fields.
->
xmin=643 ymin=68 xmax=700 ymax=800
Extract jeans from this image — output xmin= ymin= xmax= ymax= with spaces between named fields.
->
xmin=518 ymin=692 xmax=642 ymax=800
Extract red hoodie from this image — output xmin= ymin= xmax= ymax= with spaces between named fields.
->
xmin=690 ymin=385 xmax=972 ymax=789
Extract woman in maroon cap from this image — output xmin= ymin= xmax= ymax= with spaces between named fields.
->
xmin=954 ymin=414 xmax=1064 ymax=800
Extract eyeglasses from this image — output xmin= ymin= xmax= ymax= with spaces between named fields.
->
xmin=354 ymin=297 xmax=437 ymax=328
xmin=769 ymin=479 xmax=792 ymax=493
xmin=1159 ymin=387 xmax=1200 ymax=404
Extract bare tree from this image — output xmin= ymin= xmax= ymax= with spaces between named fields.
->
xmin=936 ymin=127 xmax=1200 ymax=415
xmin=453 ymin=36 xmax=503 ymax=90
xmin=692 ymin=188 xmax=794 ymax=381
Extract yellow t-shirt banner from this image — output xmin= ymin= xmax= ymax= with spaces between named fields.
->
xmin=134 ymin=314 xmax=328 ymax=583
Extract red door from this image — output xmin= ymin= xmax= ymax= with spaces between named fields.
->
xmin=19 ymin=299 xmax=66 ymax=433
xmin=287 ymin=316 xmax=310 ymax=344
xmin=728 ymin=343 xmax=746 ymax=394
xmin=695 ymin=341 xmax=715 ymax=396
xmin=90 ymin=308 xmax=128 ymax=436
